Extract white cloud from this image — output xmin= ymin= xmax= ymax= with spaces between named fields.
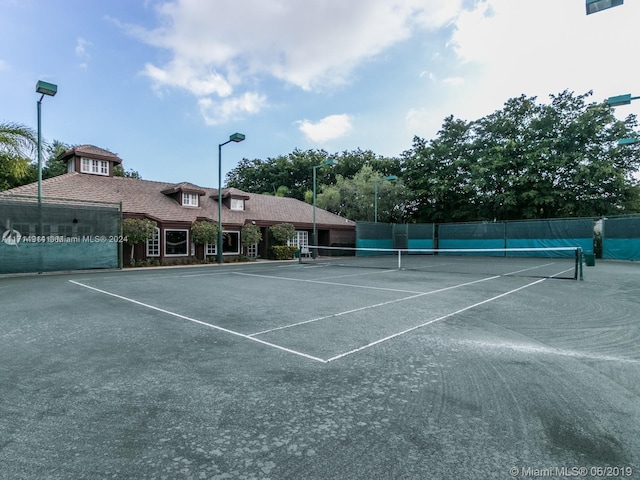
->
xmin=442 ymin=77 xmax=464 ymax=87
xmin=297 ymin=114 xmax=353 ymax=143
xmin=0 ymin=60 xmax=8 ymax=72
xmin=199 ymin=92 xmax=268 ymax=125
xmin=75 ymin=37 xmax=92 ymax=69
xmin=447 ymin=0 xmax=640 ymax=120
xmin=125 ymin=0 xmax=464 ymax=122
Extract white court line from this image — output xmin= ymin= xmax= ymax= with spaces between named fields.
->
xmin=233 ymin=271 xmax=427 ymax=294
xmin=324 ymin=278 xmax=546 ymax=363
xmin=68 ymin=280 xmax=327 ymax=363
xmin=249 ymin=275 xmax=500 ymax=337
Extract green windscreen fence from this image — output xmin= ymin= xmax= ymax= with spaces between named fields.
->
xmin=603 ymin=216 xmax=640 ymax=261
xmin=505 ymin=218 xmax=594 ymax=257
xmin=439 ymin=222 xmax=505 ymax=252
xmin=356 ymin=222 xmax=435 ymax=253
xmin=358 ymin=219 xmax=594 ymax=259
xmin=0 ymin=196 xmax=122 ymax=274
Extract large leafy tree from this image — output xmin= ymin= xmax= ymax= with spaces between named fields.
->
xmin=316 ymin=165 xmax=409 ymax=222
xmin=0 ymin=122 xmax=38 ymax=191
xmin=225 ymin=148 xmax=401 ymax=201
xmin=403 ymin=90 xmax=640 ymax=222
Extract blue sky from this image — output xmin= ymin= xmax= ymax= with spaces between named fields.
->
xmin=1 ymin=0 xmax=638 ymax=186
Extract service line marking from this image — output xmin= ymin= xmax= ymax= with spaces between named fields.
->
xmin=324 ymin=278 xmax=546 ymax=363
xmin=248 ymin=275 xmax=500 ymax=337
xmin=68 ymin=280 xmax=327 ymax=363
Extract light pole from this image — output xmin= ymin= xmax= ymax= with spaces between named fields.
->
xmin=374 ymin=175 xmax=398 ymax=223
xmin=586 ymin=0 xmax=623 ymax=15
xmin=312 ymin=158 xmax=337 ymax=257
xmin=217 ymin=132 xmax=245 ymax=264
xmin=618 ymin=137 xmax=639 ymax=145
xmin=36 ymin=80 xmax=57 ymax=206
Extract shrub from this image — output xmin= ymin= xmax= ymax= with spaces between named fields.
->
xmin=269 ymin=223 xmax=295 ymax=245
xmin=271 ymin=245 xmax=298 ymax=260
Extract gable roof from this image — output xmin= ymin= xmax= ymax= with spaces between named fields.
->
xmin=1 ymin=173 xmax=355 ymax=229
xmin=57 ymin=145 xmax=123 ymax=165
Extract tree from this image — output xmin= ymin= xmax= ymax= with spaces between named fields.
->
xmin=241 ymin=223 xmax=262 ymax=256
xmin=0 ymin=122 xmax=38 ymax=191
xmin=191 ymin=221 xmax=218 ymax=246
xmin=269 ymin=223 xmax=295 ymax=245
xmin=114 ymin=164 xmax=142 ymax=179
xmin=122 ymin=218 xmax=157 ymax=264
xmin=225 ymin=148 xmax=402 ymax=201
xmin=316 ymin=165 xmax=408 ymax=222
xmin=402 ymin=90 xmax=640 ymax=222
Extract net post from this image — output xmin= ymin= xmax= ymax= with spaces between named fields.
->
xmin=397 ymin=249 xmax=401 ymax=270
xmin=576 ymin=247 xmax=583 ymax=281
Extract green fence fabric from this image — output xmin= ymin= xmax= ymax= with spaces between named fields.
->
xmin=505 ymin=219 xmax=594 ymax=256
xmin=0 ymin=196 xmax=121 ymax=273
xmin=439 ymin=222 xmax=505 ymax=251
xmin=603 ymin=216 xmax=640 ymax=261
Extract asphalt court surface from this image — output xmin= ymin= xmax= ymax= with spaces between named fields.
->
xmin=1 ymin=260 xmax=639 ymax=479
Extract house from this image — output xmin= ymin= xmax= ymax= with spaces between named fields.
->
xmin=1 ymin=145 xmax=355 ymax=265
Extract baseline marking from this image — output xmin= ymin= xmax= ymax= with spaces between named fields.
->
xmin=68 ymin=280 xmax=326 ymax=363
xmin=324 ymin=278 xmax=546 ymax=363
xmin=249 ymin=275 xmax=500 ymax=337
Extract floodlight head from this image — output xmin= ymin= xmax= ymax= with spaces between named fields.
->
xmin=36 ymin=80 xmax=57 ymax=97
xmin=385 ymin=175 xmax=398 ymax=181
xmin=586 ymin=0 xmax=623 ymax=15
xmin=229 ymin=132 xmax=245 ymax=142
xmin=618 ymin=137 xmax=639 ymax=145
xmin=607 ymin=94 xmax=632 ymax=107
xmin=324 ymin=158 xmax=337 ymax=166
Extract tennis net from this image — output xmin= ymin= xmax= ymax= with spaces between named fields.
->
xmin=301 ymin=246 xmax=584 ymax=280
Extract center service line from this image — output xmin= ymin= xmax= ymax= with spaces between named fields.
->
xmin=68 ymin=280 xmax=327 ymax=363
xmin=248 ymin=275 xmax=500 ymax=337
xmin=324 ymin=278 xmax=546 ymax=363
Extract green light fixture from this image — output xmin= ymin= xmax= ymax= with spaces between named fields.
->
xmin=586 ymin=0 xmax=623 ymax=15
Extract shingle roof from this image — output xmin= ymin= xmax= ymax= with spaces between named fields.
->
xmin=1 ymin=173 xmax=355 ymax=229
xmin=57 ymin=145 xmax=123 ymax=164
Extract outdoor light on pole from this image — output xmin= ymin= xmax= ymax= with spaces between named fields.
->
xmin=36 ymin=80 xmax=57 ymax=206
xmin=312 ymin=158 xmax=337 ymax=257
xmin=374 ymin=175 xmax=398 ymax=223
xmin=586 ymin=0 xmax=623 ymax=15
xmin=217 ymin=132 xmax=245 ymax=264
xmin=618 ymin=137 xmax=640 ymax=146
xmin=606 ymin=93 xmax=640 ymax=107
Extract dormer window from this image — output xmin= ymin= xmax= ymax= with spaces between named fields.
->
xmin=230 ymin=198 xmax=245 ymax=211
xmin=81 ymin=157 xmax=109 ymax=176
xmin=182 ymin=193 xmax=199 ymax=207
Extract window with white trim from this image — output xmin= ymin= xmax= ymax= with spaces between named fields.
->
xmin=165 ymin=229 xmax=189 ymax=256
xmin=230 ymin=198 xmax=244 ymax=211
xmin=182 ymin=193 xmax=199 ymax=207
xmin=147 ymin=227 xmax=160 ymax=257
xmin=81 ymin=157 xmax=109 ymax=176
xmin=205 ymin=243 xmax=216 ymax=256
xmin=222 ymin=231 xmax=240 ymax=254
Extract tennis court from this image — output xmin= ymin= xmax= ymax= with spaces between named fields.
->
xmin=1 ymin=257 xmax=639 ymax=479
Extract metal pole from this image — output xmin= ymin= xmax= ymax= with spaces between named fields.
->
xmin=374 ymin=179 xmax=379 ymax=223
xmin=37 ymin=95 xmax=44 ymax=206
xmin=217 ymin=142 xmax=224 ymax=264
xmin=312 ymin=165 xmax=317 ymax=258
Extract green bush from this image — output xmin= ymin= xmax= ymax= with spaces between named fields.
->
xmin=269 ymin=223 xmax=295 ymax=245
xmin=271 ymin=245 xmax=298 ymax=260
